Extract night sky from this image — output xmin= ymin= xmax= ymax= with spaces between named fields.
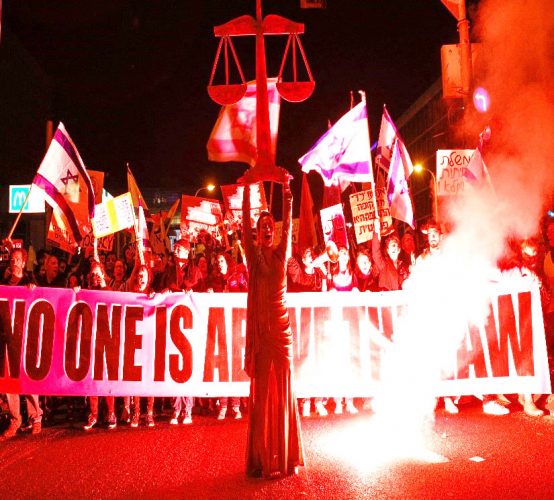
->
xmin=0 ymin=1 xmax=463 ymax=200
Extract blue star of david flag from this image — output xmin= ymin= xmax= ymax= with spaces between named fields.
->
xmin=298 ymin=101 xmax=373 ymax=186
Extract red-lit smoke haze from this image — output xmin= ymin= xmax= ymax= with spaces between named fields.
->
xmin=472 ymin=0 xmax=554 ymax=236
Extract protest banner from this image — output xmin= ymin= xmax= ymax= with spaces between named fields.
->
xmin=220 ymin=182 xmax=267 ymax=228
xmin=82 ymin=233 xmax=114 ymax=253
xmin=48 ymin=212 xmax=114 ymax=255
xmin=47 ymin=211 xmax=78 ymax=254
xmin=349 ymin=187 xmax=393 ymax=244
xmin=92 ymin=192 xmax=135 ymax=239
xmin=48 ymin=211 xmax=114 ymax=254
xmin=436 ymin=149 xmax=474 ymax=196
xmin=180 ymin=195 xmax=223 ymax=240
xmin=1 ymin=279 xmax=548 ymax=398
xmin=320 ymin=204 xmax=348 ymax=248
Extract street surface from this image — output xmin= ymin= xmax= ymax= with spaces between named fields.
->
xmin=1 ymin=399 xmax=553 ymax=499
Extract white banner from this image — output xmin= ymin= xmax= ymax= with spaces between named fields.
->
xmin=0 ymin=281 xmax=550 ymax=398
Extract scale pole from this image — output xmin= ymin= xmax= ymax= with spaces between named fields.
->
xmin=254 ymin=0 xmax=273 ymax=170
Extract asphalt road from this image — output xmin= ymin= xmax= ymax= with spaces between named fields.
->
xmin=1 ymin=399 xmax=553 ymax=499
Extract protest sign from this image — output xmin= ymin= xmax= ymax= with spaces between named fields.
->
xmin=92 ymin=192 xmax=135 ymax=238
xmin=349 ymin=187 xmax=393 ymax=244
xmin=49 ymin=211 xmax=114 ymax=254
xmin=320 ymin=204 xmax=348 ymax=248
xmin=436 ymin=149 xmax=474 ymax=196
xmin=180 ymin=195 xmax=223 ymax=240
xmin=220 ymin=182 xmax=267 ymax=228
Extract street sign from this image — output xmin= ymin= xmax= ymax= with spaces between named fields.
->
xmin=9 ymin=185 xmax=45 ymax=213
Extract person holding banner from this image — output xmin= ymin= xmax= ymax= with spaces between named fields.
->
xmin=124 ymin=263 xmax=157 ymax=428
xmin=354 ymin=248 xmax=378 ymax=293
xmin=159 ymin=240 xmax=196 ymax=424
xmin=329 ymin=246 xmax=359 ymax=415
xmin=123 ymin=243 xmax=136 ymax=280
xmin=83 ymin=261 xmax=117 ymax=430
xmin=242 ymin=174 xmax=304 ymax=479
xmin=104 ymin=251 xmax=117 ymax=279
xmin=287 ymin=247 xmax=326 ymax=293
xmin=35 ymin=254 xmax=67 ymax=288
xmin=400 ymin=230 xmax=418 ymax=272
xmin=207 ymin=251 xmax=248 ymax=420
xmin=501 ymin=237 xmax=547 ymax=417
xmin=109 ymin=259 xmax=127 ymax=292
xmin=1 ymin=246 xmax=43 ymax=438
xmin=372 ymin=226 xmax=409 ymax=292
xmin=330 ymin=246 xmax=358 ymax=293
xmin=416 ymin=221 xmax=460 ymax=415
xmin=160 ymin=238 xmax=203 ymax=293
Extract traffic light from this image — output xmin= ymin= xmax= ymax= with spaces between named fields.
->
xmin=472 ymin=87 xmax=491 ymax=113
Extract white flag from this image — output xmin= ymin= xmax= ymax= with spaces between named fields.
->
xmin=463 ymin=127 xmax=493 ymax=190
xmin=381 ymin=109 xmax=415 ymax=228
xmin=298 ymin=101 xmax=373 ymax=186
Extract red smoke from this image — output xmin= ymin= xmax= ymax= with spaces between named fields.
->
xmin=473 ymin=0 xmax=554 ymax=235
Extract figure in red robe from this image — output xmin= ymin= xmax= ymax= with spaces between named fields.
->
xmin=242 ymin=173 xmax=304 ymax=478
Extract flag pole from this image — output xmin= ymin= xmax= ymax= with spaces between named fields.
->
xmin=93 ymin=236 xmax=99 ymax=262
xmin=133 ymin=199 xmax=145 ymax=266
xmin=375 ymin=104 xmax=389 ymax=189
xmin=5 ymin=185 xmax=33 ymax=242
xmin=358 ymin=90 xmax=381 ymax=238
xmin=268 ymin=181 xmax=275 ymax=214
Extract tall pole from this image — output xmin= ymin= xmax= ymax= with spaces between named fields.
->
xmin=209 ymin=1 xmax=313 ymax=184
xmin=359 ymin=90 xmax=381 ymax=237
xmin=255 ymin=0 xmax=272 ymax=171
xmin=429 ymin=170 xmax=439 ymax=222
xmin=457 ymin=0 xmax=472 ymax=100
xmin=44 ymin=120 xmax=55 ymax=248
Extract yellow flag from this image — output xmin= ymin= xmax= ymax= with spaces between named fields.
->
xmin=127 ymin=165 xmax=149 ymax=210
xmin=164 ymin=197 xmax=180 ymax=227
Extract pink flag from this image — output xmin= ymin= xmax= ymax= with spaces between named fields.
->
xmin=32 ymin=122 xmax=95 ymax=246
xmin=207 ymin=78 xmax=280 ymax=167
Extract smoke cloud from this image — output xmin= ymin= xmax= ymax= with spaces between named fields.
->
xmin=370 ymin=0 xmax=554 ymax=442
xmin=472 ymin=0 xmax=554 ymax=237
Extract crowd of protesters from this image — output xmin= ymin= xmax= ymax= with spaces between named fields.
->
xmin=1 ymin=215 xmax=554 ymax=438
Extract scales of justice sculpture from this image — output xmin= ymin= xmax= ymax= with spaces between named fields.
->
xmin=207 ymin=0 xmax=315 ymax=184
xmin=207 ymin=1 xmax=315 ymax=478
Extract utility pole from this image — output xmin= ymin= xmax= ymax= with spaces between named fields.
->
xmin=457 ymin=1 xmax=473 ymax=102
xmin=441 ymin=0 xmax=472 ymax=101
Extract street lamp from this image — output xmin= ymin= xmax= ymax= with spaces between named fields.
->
xmin=413 ymin=164 xmax=439 ymax=222
xmin=194 ymin=184 xmax=216 ymax=197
